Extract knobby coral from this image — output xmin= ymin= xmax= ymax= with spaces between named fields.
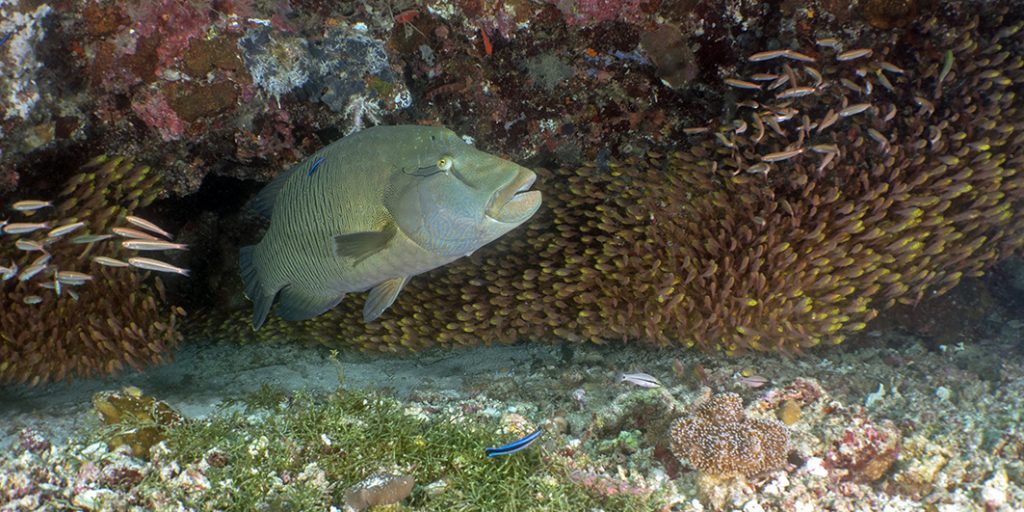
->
xmin=0 ymin=156 xmax=185 ymax=385
xmin=203 ymin=6 xmax=1024 ymax=354
xmin=669 ymin=393 xmax=790 ymax=477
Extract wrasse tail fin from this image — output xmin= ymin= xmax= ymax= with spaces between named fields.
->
xmin=363 ymin=276 xmax=409 ymax=322
xmin=239 ymin=245 xmax=278 ymax=330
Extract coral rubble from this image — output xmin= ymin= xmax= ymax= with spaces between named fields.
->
xmin=0 ymin=156 xmax=184 ymax=385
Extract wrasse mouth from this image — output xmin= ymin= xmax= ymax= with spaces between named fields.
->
xmin=487 ymin=167 xmax=541 ymax=223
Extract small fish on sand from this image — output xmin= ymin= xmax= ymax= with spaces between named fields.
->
xmin=23 ymin=295 xmax=43 ymax=305
xmin=485 ymin=428 xmax=543 ymax=457
xmin=128 ymin=257 xmax=190 ymax=276
xmin=121 ymin=240 xmax=188 ymax=251
xmin=3 ymin=222 xmax=50 ymax=235
xmin=125 ymin=215 xmax=172 ymax=239
xmin=240 ymin=125 xmax=542 ymax=330
xmin=617 ymin=372 xmax=662 ymax=388
xmin=10 ymin=200 xmax=52 ymax=212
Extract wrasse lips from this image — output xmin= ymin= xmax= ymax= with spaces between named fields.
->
xmin=487 ymin=167 xmax=541 ymax=223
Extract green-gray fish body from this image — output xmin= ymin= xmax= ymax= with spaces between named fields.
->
xmin=240 ymin=125 xmax=542 ymax=330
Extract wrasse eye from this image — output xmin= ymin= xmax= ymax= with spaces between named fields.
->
xmin=437 ymin=156 xmax=453 ymax=172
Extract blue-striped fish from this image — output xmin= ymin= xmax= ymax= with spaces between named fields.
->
xmin=240 ymin=125 xmax=542 ymax=329
xmin=485 ymin=428 xmax=543 ymax=457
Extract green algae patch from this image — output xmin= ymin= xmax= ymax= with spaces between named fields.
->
xmin=147 ymin=387 xmax=663 ymax=511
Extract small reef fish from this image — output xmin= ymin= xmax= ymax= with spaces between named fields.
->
xmin=48 ymin=221 xmax=86 ymax=238
xmin=739 ymin=375 xmax=770 ymax=388
xmin=23 ymin=295 xmax=43 ymax=305
xmin=485 ymin=428 xmax=543 ymax=457
xmin=56 ymin=271 xmax=93 ymax=285
xmin=3 ymin=222 xmax=50 ymax=235
xmin=15 ymin=239 xmax=47 ymax=252
xmin=0 ymin=262 xmax=17 ymax=280
xmin=240 ymin=125 xmax=543 ymax=329
xmin=125 ymin=215 xmax=172 ymax=239
xmin=121 ymin=240 xmax=188 ymax=251
xmin=10 ymin=200 xmax=52 ymax=212
xmin=18 ymin=262 xmax=48 ymax=281
xmin=71 ymin=233 xmax=114 ymax=244
xmin=112 ymin=227 xmax=159 ymax=240
xmin=92 ymin=256 xmax=130 ymax=268
xmin=617 ymin=372 xmax=662 ymax=388
xmin=128 ymin=256 xmax=190 ymax=276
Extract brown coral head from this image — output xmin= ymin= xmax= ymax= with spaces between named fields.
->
xmin=669 ymin=392 xmax=790 ymax=477
xmin=862 ymin=0 xmax=919 ymax=29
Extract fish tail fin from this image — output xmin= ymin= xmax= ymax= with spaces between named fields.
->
xmin=239 ymin=245 xmax=275 ymax=330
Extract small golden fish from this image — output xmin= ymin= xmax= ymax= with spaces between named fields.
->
xmin=782 ymin=49 xmax=815 ymax=63
xmin=48 ymin=221 xmax=86 ymax=238
xmin=128 ymin=257 xmax=190 ymax=276
xmin=748 ymin=49 xmax=788 ymax=62
xmin=724 ymin=78 xmax=761 ymax=90
xmin=11 ymin=200 xmax=52 ymax=212
xmin=71 ymin=234 xmax=114 ymax=244
xmin=761 ymin=148 xmax=804 ymax=162
xmin=836 ymin=48 xmax=873 ymax=61
xmin=3 ymin=222 xmax=50 ymax=235
xmin=839 ymin=103 xmax=872 ymax=117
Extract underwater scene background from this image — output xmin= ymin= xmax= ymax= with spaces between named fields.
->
xmin=2 ymin=0 xmax=1024 ymax=510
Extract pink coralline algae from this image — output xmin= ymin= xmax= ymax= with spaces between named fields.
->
xmin=824 ymin=413 xmax=902 ymax=482
xmin=124 ymin=0 xmax=213 ymax=73
xmin=131 ymin=88 xmax=187 ymax=142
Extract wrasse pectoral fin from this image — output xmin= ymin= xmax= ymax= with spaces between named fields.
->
xmin=334 ymin=223 xmax=397 ymax=263
xmin=485 ymin=428 xmax=543 ymax=458
xmin=363 ymin=276 xmax=410 ymax=322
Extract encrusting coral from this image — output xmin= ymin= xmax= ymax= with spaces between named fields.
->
xmin=668 ymin=392 xmax=790 ymax=477
xmin=0 ymin=156 xmax=185 ymax=385
xmin=203 ymin=6 xmax=1024 ymax=354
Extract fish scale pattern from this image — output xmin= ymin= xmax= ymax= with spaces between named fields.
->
xmin=203 ymin=5 xmax=1024 ymax=354
xmin=0 ymin=156 xmax=184 ymax=385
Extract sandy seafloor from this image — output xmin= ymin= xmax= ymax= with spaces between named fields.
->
xmin=2 ymin=315 xmax=1024 ymax=511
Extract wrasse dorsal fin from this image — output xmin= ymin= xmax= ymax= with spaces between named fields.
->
xmin=248 ymin=159 xmax=305 ymax=217
xmin=334 ymin=223 xmax=397 ymax=263
xmin=363 ymin=275 xmax=409 ymax=322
